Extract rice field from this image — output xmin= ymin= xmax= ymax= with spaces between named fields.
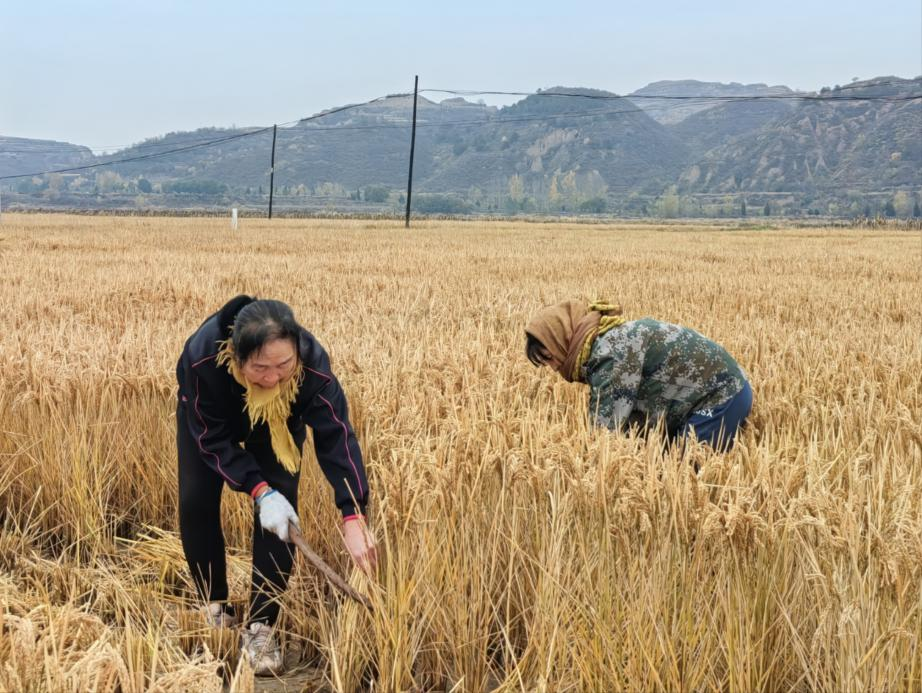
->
xmin=0 ymin=213 xmax=920 ymax=692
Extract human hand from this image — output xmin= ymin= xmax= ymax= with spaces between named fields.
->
xmin=342 ymin=516 xmax=377 ymax=574
xmin=257 ymin=490 xmax=299 ymax=542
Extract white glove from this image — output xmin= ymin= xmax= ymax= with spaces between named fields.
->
xmin=257 ymin=490 xmax=299 ymax=543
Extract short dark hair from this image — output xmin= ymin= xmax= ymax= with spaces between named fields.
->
xmin=525 ymin=332 xmax=548 ymax=367
xmin=232 ymin=299 xmax=301 ymax=363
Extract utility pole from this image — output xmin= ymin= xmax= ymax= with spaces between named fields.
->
xmin=268 ymin=124 xmax=277 ymax=219
xmin=405 ymin=75 xmax=419 ymax=228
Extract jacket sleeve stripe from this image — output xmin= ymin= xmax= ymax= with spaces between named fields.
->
xmin=306 ymin=366 xmax=365 ymax=497
xmin=316 ymin=393 xmax=365 ymax=496
xmin=306 ymin=366 xmax=331 ymax=383
xmin=191 ymin=354 xmax=217 ymax=368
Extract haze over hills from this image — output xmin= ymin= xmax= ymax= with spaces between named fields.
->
xmin=629 ymin=80 xmax=799 ymax=125
xmin=2 ymin=76 xmax=920 ymax=217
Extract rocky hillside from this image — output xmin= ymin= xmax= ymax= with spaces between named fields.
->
xmin=676 ymin=77 xmax=921 ymax=196
xmin=2 ymin=77 xmax=919 ymax=216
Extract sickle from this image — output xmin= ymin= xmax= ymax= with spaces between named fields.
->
xmin=288 ymin=522 xmax=373 ymax=610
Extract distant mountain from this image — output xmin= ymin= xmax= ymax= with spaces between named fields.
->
xmin=628 ymin=80 xmax=797 ymax=124
xmin=79 ymin=95 xmax=494 ymax=193
xmin=66 ymin=88 xmax=686 ymax=198
xmin=666 ymin=98 xmax=798 ymax=158
xmin=417 ymin=87 xmax=688 ymax=197
xmin=677 ymin=77 xmax=921 ymax=196
xmin=2 ymin=76 xmax=919 ymax=217
xmin=0 ymin=136 xmax=92 ymax=179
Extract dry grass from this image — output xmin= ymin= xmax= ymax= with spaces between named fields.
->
xmin=0 ymin=213 xmax=920 ymax=692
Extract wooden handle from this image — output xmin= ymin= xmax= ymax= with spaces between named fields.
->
xmin=288 ymin=523 xmax=372 ymax=610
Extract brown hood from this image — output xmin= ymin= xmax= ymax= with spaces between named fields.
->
xmin=525 ymin=300 xmax=606 ymax=382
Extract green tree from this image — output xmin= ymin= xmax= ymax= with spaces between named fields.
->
xmin=363 ymin=185 xmax=390 ymax=203
xmin=582 ymin=170 xmax=608 ymax=201
xmin=414 ymin=194 xmax=471 ymax=214
xmin=137 ymin=178 xmax=153 ymax=193
xmin=763 ymin=202 xmax=771 ymax=216
xmin=46 ymin=173 xmax=65 ymax=195
xmin=740 ymin=199 xmax=747 ymax=217
xmin=579 ymin=197 xmax=607 ymax=214
xmin=508 ymin=174 xmax=525 ymax=204
xmin=913 ymin=200 xmax=921 ymax=218
xmin=96 ymin=171 xmax=125 ymax=193
xmin=163 ymin=179 xmax=226 ymax=195
xmin=560 ymin=170 xmax=578 ymax=202
xmin=17 ymin=178 xmax=43 ymax=193
xmin=884 ymin=199 xmax=897 ymax=217
xmin=548 ymin=175 xmax=561 ymax=208
xmin=892 ymin=190 xmax=912 ymax=216
xmin=654 ymin=186 xmax=680 ymax=218
xmin=314 ymin=182 xmax=346 ymax=197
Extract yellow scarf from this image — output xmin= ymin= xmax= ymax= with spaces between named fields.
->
xmin=571 ymin=301 xmax=627 ymax=381
xmin=216 ymin=339 xmax=303 ymax=474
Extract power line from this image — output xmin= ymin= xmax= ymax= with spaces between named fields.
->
xmin=0 ymin=128 xmax=279 ymax=181
xmin=9 ymin=86 xmax=920 ymax=161
xmin=0 ymin=128 xmax=274 ymax=181
xmin=3 ymin=84 xmax=918 ymax=199
xmin=8 ymin=82 xmax=919 ymax=157
xmin=0 ymin=101 xmax=670 ymax=162
xmin=421 ymin=82 xmax=922 ymax=102
xmin=291 ymin=105 xmax=654 ymax=132
xmin=1 ymin=94 xmax=415 ymax=156
xmin=210 ymin=94 xmax=803 ymax=134
xmin=258 ymin=83 xmax=922 ymax=136
xmin=0 ymin=129 xmax=268 ymax=156
xmin=0 ymin=96 xmax=406 ymax=180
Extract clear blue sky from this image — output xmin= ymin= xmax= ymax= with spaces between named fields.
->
xmin=2 ymin=0 xmax=919 ymax=150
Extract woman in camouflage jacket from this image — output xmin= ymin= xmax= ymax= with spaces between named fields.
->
xmin=525 ymin=300 xmax=752 ymax=451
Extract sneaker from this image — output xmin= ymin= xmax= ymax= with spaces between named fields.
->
xmin=203 ymin=602 xmax=240 ymax=629
xmin=241 ymin=621 xmax=283 ymax=676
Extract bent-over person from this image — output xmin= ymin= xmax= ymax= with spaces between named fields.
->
xmin=175 ymin=295 xmax=374 ymax=676
xmin=525 ymin=300 xmax=752 ymax=451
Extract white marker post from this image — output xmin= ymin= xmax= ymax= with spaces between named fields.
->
xmin=231 ymin=207 xmax=238 ymax=230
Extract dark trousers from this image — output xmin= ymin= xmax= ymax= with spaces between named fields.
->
xmin=176 ymin=405 xmax=300 ymax=625
xmin=681 ymin=381 xmax=754 ymax=452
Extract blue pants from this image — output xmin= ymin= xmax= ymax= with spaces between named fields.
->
xmin=681 ymin=382 xmax=753 ymax=452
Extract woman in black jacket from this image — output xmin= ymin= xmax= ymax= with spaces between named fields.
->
xmin=175 ymin=295 xmax=374 ymax=675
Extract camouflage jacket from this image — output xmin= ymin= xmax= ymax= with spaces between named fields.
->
xmin=583 ymin=318 xmax=748 ymax=434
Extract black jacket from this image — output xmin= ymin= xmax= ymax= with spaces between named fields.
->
xmin=176 ymin=295 xmax=368 ymax=517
